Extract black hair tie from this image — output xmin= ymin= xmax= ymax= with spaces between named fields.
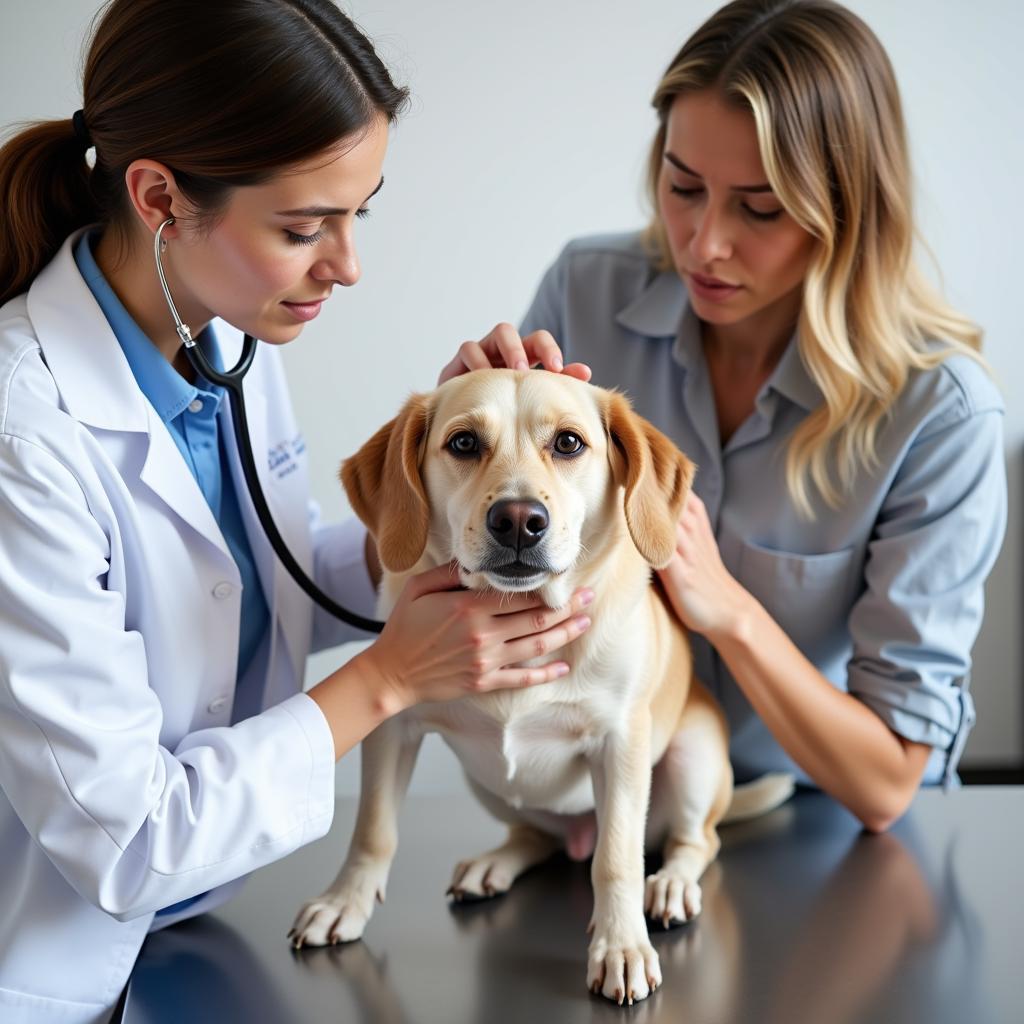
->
xmin=72 ymin=109 xmax=93 ymax=149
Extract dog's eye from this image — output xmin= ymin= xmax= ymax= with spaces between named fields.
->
xmin=447 ymin=431 xmax=479 ymax=456
xmin=553 ymin=431 xmax=585 ymax=456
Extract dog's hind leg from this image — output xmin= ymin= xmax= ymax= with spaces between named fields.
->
xmin=644 ymin=685 xmax=733 ymax=928
xmin=447 ymin=775 xmax=562 ymax=901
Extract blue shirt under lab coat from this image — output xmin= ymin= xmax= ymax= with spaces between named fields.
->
xmin=74 ymin=231 xmax=269 ymax=685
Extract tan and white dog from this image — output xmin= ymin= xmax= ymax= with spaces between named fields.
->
xmin=289 ymin=369 xmax=792 ymax=1005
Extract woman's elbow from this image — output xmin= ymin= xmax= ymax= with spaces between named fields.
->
xmin=854 ymin=783 xmax=917 ymax=834
xmin=857 ymin=736 xmax=933 ymax=833
xmin=858 ymin=809 xmax=899 ymax=834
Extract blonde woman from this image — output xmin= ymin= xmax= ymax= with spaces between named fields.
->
xmin=506 ymin=0 xmax=1006 ymax=832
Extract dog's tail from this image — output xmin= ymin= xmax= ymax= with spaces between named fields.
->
xmin=722 ymin=772 xmax=796 ymax=824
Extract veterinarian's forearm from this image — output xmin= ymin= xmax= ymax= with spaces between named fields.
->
xmin=708 ymin=599 xmax=928 ymax=832
xmin=307 ymin=650 xmax=400 ymax=761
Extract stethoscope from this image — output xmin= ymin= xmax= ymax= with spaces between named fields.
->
xmin=153 ymin=217 xmax=385 ymax=634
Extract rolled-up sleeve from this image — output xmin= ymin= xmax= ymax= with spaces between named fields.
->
xmin=847 ymin=397 xmax=1006 ymax=785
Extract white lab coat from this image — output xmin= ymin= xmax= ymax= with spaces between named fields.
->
xmin=0 ymin=232 xmax=377 ymax=1022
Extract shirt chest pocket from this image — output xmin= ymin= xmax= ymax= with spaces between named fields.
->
xmin=736 ymin=540 xmax=863 ymax=663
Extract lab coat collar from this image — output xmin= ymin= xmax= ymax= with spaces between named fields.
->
xmin=29 ymin=230 xmax=252 ymax=431
xmin=28 ymin=229 xmax=150 ymax=433
xmin=27 ymin=230 xmax=256 ymax=564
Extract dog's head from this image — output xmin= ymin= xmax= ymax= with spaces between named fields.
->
xmin=342 ymin=370 xmax=694 ymax=604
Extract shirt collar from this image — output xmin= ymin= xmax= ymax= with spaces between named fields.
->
xmin=614 ymin=266 xmax=822 ymax=412
xmin=615 ymin=267 xmax=687 ymax=339
xmin=765 ymin=333 xmax=823 ymax=412
xmin=73 ymin=230 xmax=225 ymax=424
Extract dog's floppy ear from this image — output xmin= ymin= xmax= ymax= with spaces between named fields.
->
xmin=341 ymin=393 xmax=432 ymax=573
xmin=604 ymin=390 xmax=696 ymax=568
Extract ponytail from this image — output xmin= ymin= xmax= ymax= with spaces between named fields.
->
xmin=0 ymin=118 xmax=98 ymax=306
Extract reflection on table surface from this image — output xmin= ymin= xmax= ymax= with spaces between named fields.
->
xmin=125 ymin=787 xmax=1022 ymax=1024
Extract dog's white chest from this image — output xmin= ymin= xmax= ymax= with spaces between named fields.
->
xmin=429 ymin=698 xmax=601 ymax=814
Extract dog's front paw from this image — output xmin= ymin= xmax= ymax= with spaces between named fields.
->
xmin=644 ymin=868 xmax=702 ymax=928
xmin=288 ymin=865 xmax=387 ymax=947
xmin=586 ymin=930 xmax=661 ymax=1005
xmin=447 ymin=853 xmax=517 ymax=902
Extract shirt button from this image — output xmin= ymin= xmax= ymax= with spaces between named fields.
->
xmin=212 ymin=581 xmax=234 ymax=599
xmin=207 ymin=696 xmax=229 ymax=714
xmin=188 ymin=398 xmax=203 ymax=413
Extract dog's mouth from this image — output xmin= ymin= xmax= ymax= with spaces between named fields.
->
xmin=467 ymin=553 xmax=563 ymax=590
xmin=487 ymin=560 xmax=549 ymax=580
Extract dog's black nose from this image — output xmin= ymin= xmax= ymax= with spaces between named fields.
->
xmin=486 ymin=499 xmax=549 ymax=550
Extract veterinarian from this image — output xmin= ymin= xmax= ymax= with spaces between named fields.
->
xmin=0 ymin=2 xmax=595 ymax=1020
xmin=500 ymin=0 xmax=1005 ymax=832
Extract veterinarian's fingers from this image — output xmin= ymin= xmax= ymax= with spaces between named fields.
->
xmin=494 ymin=587 xmax=595 ymax=640
xmin=405 ymin=560 xmax=465 ymax=598
xmin=485 ymin=660 xmax=571 ymax=691
xmin=500 ymin=614 xmax=592 ymax=665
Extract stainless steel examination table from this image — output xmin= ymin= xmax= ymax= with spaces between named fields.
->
xmin=120 ymin=786 xmax=1023 ymax=1023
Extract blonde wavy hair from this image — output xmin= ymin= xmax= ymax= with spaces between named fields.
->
xmin=643 ymin=0 xmax=984 ymax=515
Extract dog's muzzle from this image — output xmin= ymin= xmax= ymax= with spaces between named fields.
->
xmin=477 ymin=498 xmax=556 ymax=585
xmin=486 ymin=499 xmax=548 ymax=551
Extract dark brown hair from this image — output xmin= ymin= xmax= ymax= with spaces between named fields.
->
xmin=0 ymin=0 xmax=409 ymax=306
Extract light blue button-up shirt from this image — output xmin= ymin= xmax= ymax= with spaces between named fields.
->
xmin=522 ymin=231 xmax=1007 ymax=788
xmin=73 ymin=231 xmax=270 ymax=690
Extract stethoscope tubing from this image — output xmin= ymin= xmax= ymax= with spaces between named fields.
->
xmin=183 ymin=338 xmax=386 ymax=634
xmin=156 ymin=218 xmax=385 ymax=634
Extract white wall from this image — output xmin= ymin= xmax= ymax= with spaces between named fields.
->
xmin=2 ymin=0 xmax=1021 ymax=796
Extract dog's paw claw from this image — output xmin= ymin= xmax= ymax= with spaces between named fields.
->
xmin=587 ymin=936 xmax=661 ymax=1005
xmin=645 ymin=870 xmax=702 ymax=926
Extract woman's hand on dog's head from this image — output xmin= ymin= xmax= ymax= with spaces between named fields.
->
xmin=437 ymin=323 xmax=592 ymax=385
xmin=361 ymin=561 xmax=595 ymax=714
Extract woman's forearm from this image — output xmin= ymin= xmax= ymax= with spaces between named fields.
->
xmin=709 ymin=596 xmax=932 ymax=832
xmin=307 ymin=648 xmax=402 ymax=762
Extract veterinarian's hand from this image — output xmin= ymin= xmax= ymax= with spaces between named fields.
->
xmin=359 ymin=562 xmax=594 ymax=712
xmin=657 ymin=494 xmax=755 ymax=641
xmin=437 ymin=322 xmax=592 ymax=384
